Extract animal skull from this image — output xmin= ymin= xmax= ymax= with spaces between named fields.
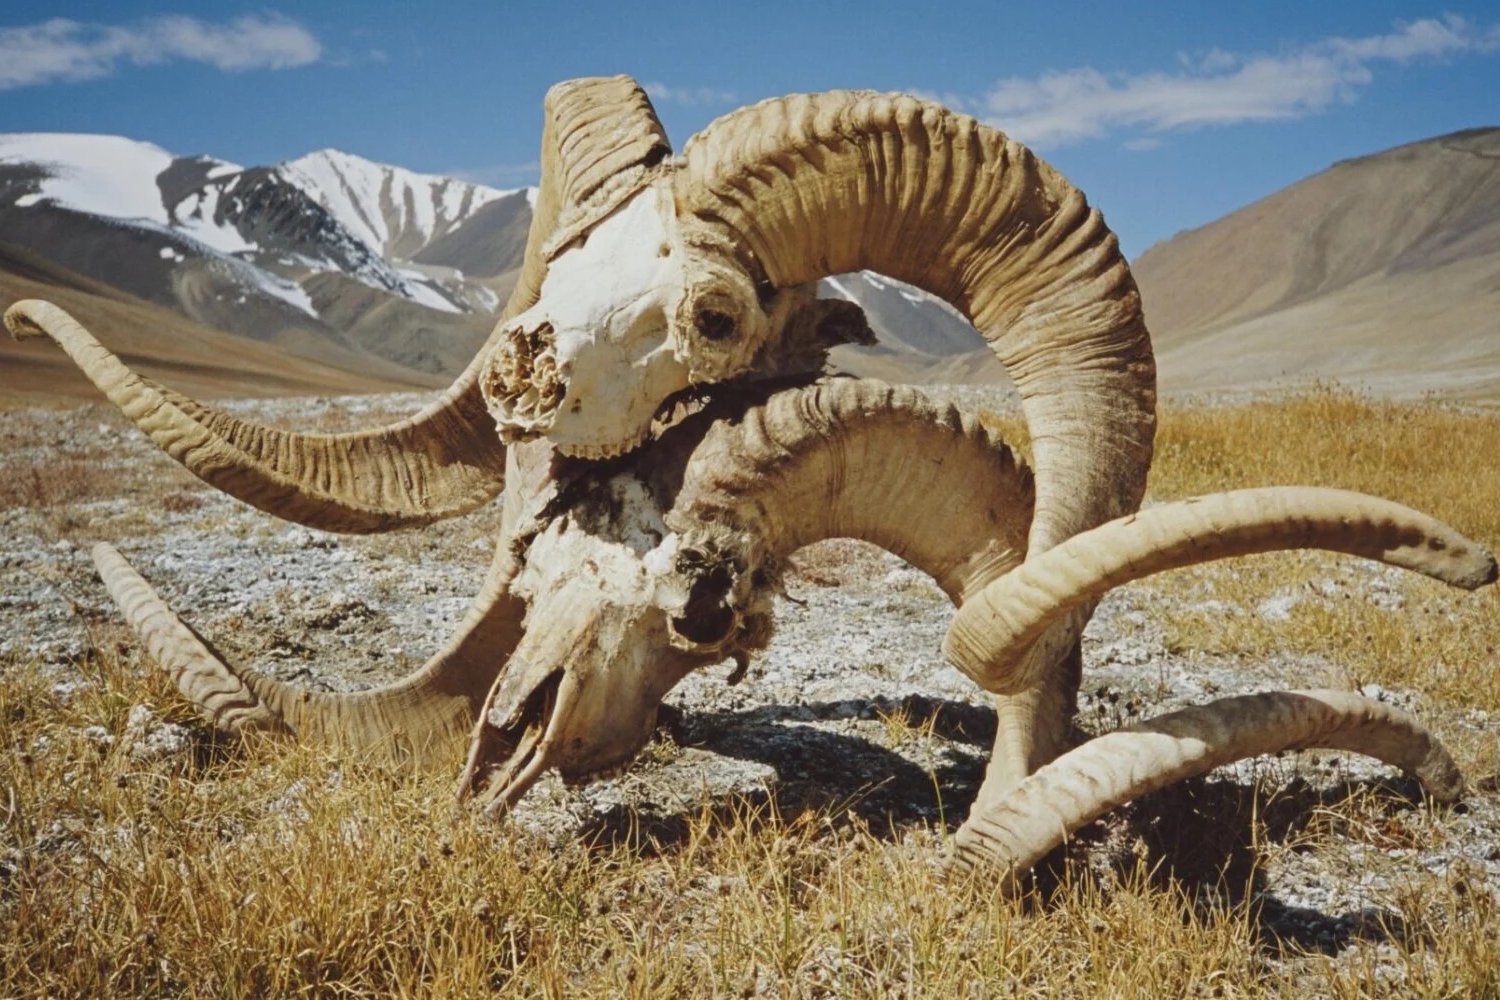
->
xmin=12 ymin=75 xmax=1497 ymax=892
xmin=479 ymin=183 xmax=863 ymax=459
xmin=460 ymin=435 xmax=775 ymax=812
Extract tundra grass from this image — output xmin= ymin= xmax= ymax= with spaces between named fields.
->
xmin=1143 ymin=386 xmax=1500 ymax=712
xmin=4 ymin=386 xmax=1500 ymax=998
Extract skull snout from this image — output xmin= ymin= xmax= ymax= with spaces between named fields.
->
xmin=482 ymin=321 xmax=567 ymax=443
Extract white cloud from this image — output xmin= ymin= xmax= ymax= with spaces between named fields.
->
xmin=969 ymin=15 xmax=1498 ymax=148
xmin=0 ymin=13 xmax=321 ymax=90
xmin=642 ymin=81 xmax=738 ymax=106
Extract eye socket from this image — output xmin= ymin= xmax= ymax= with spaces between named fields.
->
xmin=695 ymin=308 xmax=738 ymax=343
xmin=670 ymin=563 xmax=738 ymax=646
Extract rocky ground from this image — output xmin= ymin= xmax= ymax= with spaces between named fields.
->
xmin=4 ymin=388 xmax=1498 ymax=974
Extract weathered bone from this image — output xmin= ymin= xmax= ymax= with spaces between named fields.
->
xmin=460 ymin=378 xmax=1037 ymax=812
xmin=459 ymin=455 xmax=739 ymax=812
xmin=477 ymin=186 xmax=861 ymax=459
xmin=480 ymin=187 xmax=696 ymax=457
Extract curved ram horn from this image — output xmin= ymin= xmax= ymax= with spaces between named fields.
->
xmin=675 ymin=92 xmax=1157 ymax=555
xmin=712 ymin=405 xmax=1494 ymax=868
xmin=527 ymin=75 xmax=671 ymax=276
xmin=944 ymin=487 xmax=1498 ymax=693
xmin=948 ymin=689 xmax=1464 ymax=889
xmin=674 ymin=90 xmax=1157 ymax=783
xmin=666 ymin=379 xmax=1035 ymax=605
xmin=8 ymin=300 xmax=505 ymax=533
xmin=7 ymin=76 xmax=670 ymax=534
xmin=92 ymin=540 xmax=527 ymax=764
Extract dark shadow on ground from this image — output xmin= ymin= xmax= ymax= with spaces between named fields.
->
xmin=1036 ymin=770 xmax=1440 ymax=956
xmin=573 ymin=695 xmax=993 ymax=852
xmin=585 ymin=695 xmax=1448 ymax=958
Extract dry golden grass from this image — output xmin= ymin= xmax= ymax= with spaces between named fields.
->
xmin=1141 ymin=386 xmax=1500 ymax=712
xmin=0 ymin=644 xmax=1340 ymax=999
xmin=4 ymin=386 xmax=1500 ymax=998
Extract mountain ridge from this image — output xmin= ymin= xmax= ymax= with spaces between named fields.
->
xmin=2 ymin=127 xmax=1497 ymax=405
xmin=1131 ymin=125 xmax=1500 ymax=400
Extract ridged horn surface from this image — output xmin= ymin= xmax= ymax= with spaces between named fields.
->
xmin=675 ymin=91 xmax=1156 ymax=787
xmin=945 ymin=487 xmax=1498 ymax=692
xmin=667 ymin=379 xmax=1033 ymax=603
xmin=531 ymin=75 xmax=671 ymax=268
xmin=92 ymin=541 xmax=527 ymax=764
xmin=92 ymin=541 xmax=282 ymax=734
xmin=7 ymin=300 xmax=506 ymax=532
xmin=949 ymin=689 xmax=1464 ymax=884
xmin=675 ymin=91 xmax=1156 ymax=554
xmin=6 ymin=77 xmax=672 ymax=534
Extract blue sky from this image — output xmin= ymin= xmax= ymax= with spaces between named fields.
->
xmin=2 ymin=2 xmax=1497 ymax=257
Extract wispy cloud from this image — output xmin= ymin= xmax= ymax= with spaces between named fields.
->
xmin=0 ymin=13 xmax=321 ymax=90
xmin=956 ymin=16 xmax=1499 ymax=148
xmin=642 ymin=81 xmax=738 ymax=106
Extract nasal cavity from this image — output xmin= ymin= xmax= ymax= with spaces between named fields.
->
xmin=671 ymin=563 xmax=737 ymax=646
xmin=483 ymin=322 xmax=564 ymax=425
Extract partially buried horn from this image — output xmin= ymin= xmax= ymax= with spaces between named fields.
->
xmin=950 ymin=689 xmax=1464 ymax=888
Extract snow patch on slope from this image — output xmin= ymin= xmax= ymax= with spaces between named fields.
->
xmin=397 ymin=269 xmax=460 ymax=313
xmin=822 ymin=276 xmax=855 ymax=301
xmin=279 ymin=149 xmax=522 ymax=254
xmin=225 ymin=257 xmax=316 ymax=316
xmin=0 ymin=133 xmax=172 ymax=224
xmin=174 ymin=184 xmax=258 ymax=254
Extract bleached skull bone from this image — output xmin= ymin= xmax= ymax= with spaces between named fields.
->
xmin=479 ymin=184 xmax=772 ymax=460
xmin=464 ymin=467 xmax=770 ymax=813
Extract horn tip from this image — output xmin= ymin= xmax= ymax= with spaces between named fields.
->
xmin=1417 ymin=756 xmax=1466 ymax=803
xmin=4 ymin=298 xmax=56 ymax=341
xmin=1474 ymin=549 xmax=1499 ymax=590
xmin=1439 ymin=543 xmax=1498 ymax=591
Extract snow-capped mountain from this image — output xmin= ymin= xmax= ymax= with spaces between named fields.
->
xmin=0 ymin=133 xmax=530 ymax=317
xmin=0 ymin=131 xmax=987 ymax=382
xmin=279 ymin=149 xmax=533 ymax=262
xmin=0 ymin=132 xmax=539 ymax=373
xmin=821 ymin=272 xmax=986 ymax=358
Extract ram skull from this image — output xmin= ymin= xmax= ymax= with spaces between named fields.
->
xmin=10 ymin=75 xmax=1496 ymax=890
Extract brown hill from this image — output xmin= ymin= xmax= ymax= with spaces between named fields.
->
xmin=1133 ymin=128 xmax=1500 ymax=401
xmin=0 ymin=242 xmax=437 ymax=409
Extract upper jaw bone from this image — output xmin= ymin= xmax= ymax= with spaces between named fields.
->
xmin=553 ymin=422 xmax=652 ymax=460
xmin=457 ymin=653 xmax=563 ymax=815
